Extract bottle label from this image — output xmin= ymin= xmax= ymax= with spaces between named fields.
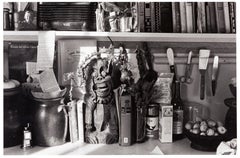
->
xmin=146 ymin=117 xmax=159 ymax=138
xmin=173 ymin=109 xmax=183 ymax=134
xmin=120 ymin=95 xmax=131 ymax=114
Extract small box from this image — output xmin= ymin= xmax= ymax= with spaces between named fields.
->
xmin=159 ymin=104 xmax=173 ymax=143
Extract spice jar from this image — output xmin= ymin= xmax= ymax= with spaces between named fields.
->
xmin=146 ymin=103 xmax=159 ymax=139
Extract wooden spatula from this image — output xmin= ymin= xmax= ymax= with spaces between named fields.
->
xmin=199 ymin=49 xmax=210 ymax=100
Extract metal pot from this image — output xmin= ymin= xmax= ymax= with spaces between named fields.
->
xmin=32 ymin=97 xmax=68 ymax=147
xmin=4 ymin=86 xmax=23 ymax=148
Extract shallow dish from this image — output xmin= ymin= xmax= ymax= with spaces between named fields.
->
xmin=31 ymin=87 xmax=67 ymax=99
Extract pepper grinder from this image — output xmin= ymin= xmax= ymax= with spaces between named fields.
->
xmin=224 ymin=80 xmax=236 ymax=140
xmin=21 ymin=123 xmax=32 ymax=149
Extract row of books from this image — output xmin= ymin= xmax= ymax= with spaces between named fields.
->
xmin=138 ymin=2 xmax=236 ymax=33
xmin=3 ymin=2 xmax=236 ymax=33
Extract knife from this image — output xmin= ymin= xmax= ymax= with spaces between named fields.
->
xmin=212 ymin=56 xmax=219 ymax=96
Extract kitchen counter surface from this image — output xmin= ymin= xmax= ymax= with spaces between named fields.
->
xmin=4 ymin=138 xmax=215 ymax=155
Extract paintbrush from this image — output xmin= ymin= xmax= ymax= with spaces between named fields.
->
xmin=199 ymin=49 xmax=210 ymax=100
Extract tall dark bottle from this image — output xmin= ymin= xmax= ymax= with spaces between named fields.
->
xmin=172 ymin=80 xmax=184 ymax=140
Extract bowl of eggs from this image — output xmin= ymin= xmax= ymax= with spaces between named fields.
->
xmin=184 ymin=117 xmax=228 ymax=151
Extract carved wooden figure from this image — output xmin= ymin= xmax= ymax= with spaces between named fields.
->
xmin=83 ymin=56 xmax=119 ymax=144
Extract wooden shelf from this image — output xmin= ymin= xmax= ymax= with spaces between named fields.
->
xmin=3 ymin=31 xmax=236 ymax=43
xmin=4 ymin=138 xmax=215 ymax=155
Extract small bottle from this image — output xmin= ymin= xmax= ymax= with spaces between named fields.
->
xmin=21 ymin=123 xmax=32 ymax=149
xmin=172 ymin=80 xmax=184 ymax=140
xmin=146 ymin=103 xmax=159 ymax=139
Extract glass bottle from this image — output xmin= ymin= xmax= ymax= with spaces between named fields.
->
xmin=119 ymin=84 xmax=132 ymax=146
xmin=172 ymin=80 xmax=184 ymax=140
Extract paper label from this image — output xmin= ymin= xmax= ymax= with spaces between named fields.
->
xmin=173 ymin=110 xmax=183 ymax=134
xmin=39 ymin=69 xmax=60 ymax=92
xmin=26 ymin=62 xmax=38 ymax=75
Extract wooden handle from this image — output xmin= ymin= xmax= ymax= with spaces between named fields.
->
xmin=187 ymin=51 xmax=192 ymax=64
xmin=167 ymin=48 xmax=174 ymax=66
xmin=170 ymin=65 xmax=176 ymax=82
xmin=200 ymin=73 xmax=205 ymax=100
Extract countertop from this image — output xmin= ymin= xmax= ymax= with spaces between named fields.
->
xmin=4 ymin=138 xmax=215 ymax=155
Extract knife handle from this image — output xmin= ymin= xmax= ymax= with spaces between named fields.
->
xmin=170 ymin=65 xmax=176 ymax=81
xmin=200 ymin=73 xmax=205 ymax=100
xmin=212 ymin=80 xmax=216 ymax=96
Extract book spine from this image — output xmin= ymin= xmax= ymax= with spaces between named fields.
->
xmin=229 ymin=2 xmax=236 ymax=33
xmin=160 ymin=2 xmax=173 ymax=32
xmin=180 ymin=2 xmax=187 ymax=33
xmin=197 ymin=2 xmax=203 ymax=33
xmin=223 ymin=2 xmax=231 ymax=33
xmin=138 ymin=2 xmax=145 ymax=32
xmin=201 ymin=2 xmax=207 ymax=33
xmin=175 ymin=2 xmax=181 ymax=33
xmin=192 ymin=2 xmax=197 ymax=33
xmin=205 ymin=3 xmax=211 ymax=33
xmin=144 ymin=2 xmax=151 ymax=32
xmin=208 ymin=2 xmax=217 ymax=33
xmin=77 ymin=100 xmax=85 ymax=143
xmin=155 ymin=2 xmax=161 ymax=32
xmin=186 ymin=2 xmax=194 ymax=33
xmin=215 ymin=2 xmax=226 ymax=33
xmin=150 ymin=2 xmax=156 ymax=32
xmin=172 ymin=2 xmax=177 ymax=33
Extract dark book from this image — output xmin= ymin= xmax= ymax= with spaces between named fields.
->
xmin=6 ymin=42 xmax=38 ymax=83
xmin=172 ymin=2 xmax=177 ymax=32
xmin=208 ymin=2 xmax=217 ymax=33
xmin=160 ymin=2 xmax=173 ymax=32
xmin=175 ymin=2 xmax=181 ymax=33
xmin=192 ymin=2 xmax=197 ymax=33
xmin=229 ymin=2 xmax=236 ymax=33
xmin=215 ymin=2 xmax=226 ymax=33
xmin=205 ymin=3 xmax=212 ymax=33
xmin=138 ymin=2 xmax=145 ymax=32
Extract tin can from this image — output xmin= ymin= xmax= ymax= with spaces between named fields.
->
xmin=146 ymin=103 xmax=159 ymax=139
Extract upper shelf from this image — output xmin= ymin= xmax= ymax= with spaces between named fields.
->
xmin=3 ymin=31 xmax=236 ymax=43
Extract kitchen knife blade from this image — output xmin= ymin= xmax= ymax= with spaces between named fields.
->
xmin=212 ymin=56 xmax=219 ymax=96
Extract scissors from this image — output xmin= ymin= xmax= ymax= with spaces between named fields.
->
xmin=180 ymin=51 xmax=193 ymax=84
